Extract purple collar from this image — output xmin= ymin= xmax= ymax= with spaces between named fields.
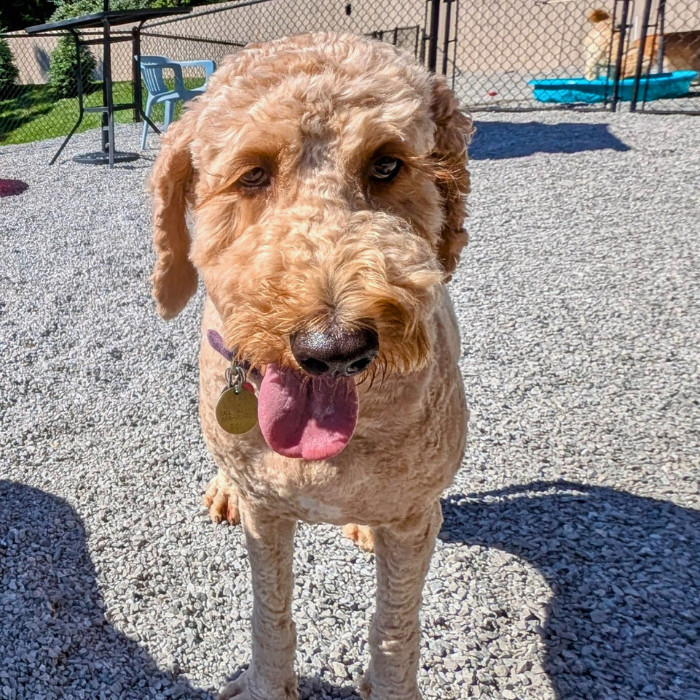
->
xmin=207 ymin=329 xmax=259 ymax=376
xmin=207 ymin=329 xmax=236 ymax=362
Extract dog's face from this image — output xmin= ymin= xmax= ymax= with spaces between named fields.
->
xmin=149 ymin=34 xmax=471 ymax=459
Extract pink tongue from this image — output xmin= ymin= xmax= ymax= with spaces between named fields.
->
xmin=258 ymin=364 xmax=358 ymax=460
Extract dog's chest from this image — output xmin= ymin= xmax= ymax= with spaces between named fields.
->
xmin=293 ymin=495 xmax=345 ymax=522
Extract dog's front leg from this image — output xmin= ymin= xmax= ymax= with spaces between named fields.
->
xmin=359 ymin=502 xmax=443 ymax=700
xmin=219 ymin=500 xmax=298 ymax=700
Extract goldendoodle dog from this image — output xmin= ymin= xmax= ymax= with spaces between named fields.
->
xmin=149 ymin=33 xmax=472 ymax=700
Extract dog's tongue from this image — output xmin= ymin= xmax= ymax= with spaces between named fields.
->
xmin=258 ymin=364 xmax=358 ymax=461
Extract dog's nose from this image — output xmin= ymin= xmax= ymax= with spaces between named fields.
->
xmin=291 ymin=326 xmax=379 ymax=377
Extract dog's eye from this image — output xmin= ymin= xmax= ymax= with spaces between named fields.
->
xmin=239 ymin=167 xmax=270 ymax=188
xmin=369 ymin=156 xmax=402 ymax=182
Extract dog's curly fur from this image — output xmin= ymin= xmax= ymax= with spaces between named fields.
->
xmin=149 ymin=33 xmax=472 ymax=700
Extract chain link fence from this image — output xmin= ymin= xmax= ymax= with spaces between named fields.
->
xmin=0 ymin=33 xmax=59 ymax=145
xmin=1 ymin=0 xmax=698 ymax=145
xmin=0 ymin=0 xmax=435 ymax=145
xmin=452 ymin=0 xmax=603 ymax=109
xmin=0 ymin=29 xmax=137 ymax=146
xmin=138 ymin=0 xmax=429 ymax=71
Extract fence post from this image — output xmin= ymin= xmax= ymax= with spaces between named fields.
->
xmin=630 ymin=0 xmax=654 ymax=112
xmin=426 ymin=0 xmax=440 ymax=73
xmin=610 ymin=0 xmax=631 ymax=112
xmin=441 ymin=0 xmax=454 ymax=77
xmin=656 ymin=0 xmax=666 ymax=72
xmin=132 ymin=27 xmax=142 ymax=123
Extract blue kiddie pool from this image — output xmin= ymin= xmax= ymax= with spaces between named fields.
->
xmin=529 ymin=71 xmax=698 ymax=104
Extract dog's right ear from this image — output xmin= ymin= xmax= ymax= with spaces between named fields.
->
xmin=148 ymin=109 xmax=199 ymax=320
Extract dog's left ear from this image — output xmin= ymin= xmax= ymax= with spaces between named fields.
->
xmin=148 ymin=108 xmax=199 ymax=320
xmin=430 ymin=78 xmax=473 ymax=280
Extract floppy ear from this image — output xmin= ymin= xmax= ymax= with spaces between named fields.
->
xmin=148 ymin=109 xmax=199 ymax=320
xmin=430 ymin=78 xmax=473 ymax=280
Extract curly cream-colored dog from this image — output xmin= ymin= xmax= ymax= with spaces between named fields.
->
xmin=149 ymin=32 xmax=472 ymax=700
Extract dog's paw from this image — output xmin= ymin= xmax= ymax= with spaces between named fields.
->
xmin=358 ymin=673 xmax=371 ymax=699
xmin=358 ymin=672 xmax=422 ymax=700
xmin=218 ymin=674 xmax=252 ymax=700
xmin=342 ymin=523 xmax=374 ymax=552
xmin=218 ymin=670 xmax=298 ymax=700
xmin=203 ymin=471 xmax=240 ymax=525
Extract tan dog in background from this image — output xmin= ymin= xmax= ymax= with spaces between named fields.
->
xmin=149 ymin=33 xmax=472 ymax=700
xmin=584 ymin=8 xmax=700 ymax=80
xmin=584 ymin=8 xmax=620 ymax=80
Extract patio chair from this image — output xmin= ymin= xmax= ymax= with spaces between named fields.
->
xmin=140 ymin=55 xmax=216 ymax=149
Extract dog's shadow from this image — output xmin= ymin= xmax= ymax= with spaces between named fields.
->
xmin=440 ymin=480 xmax=699 ymax=699
xmin=0 ymin=480 xmax=214 ymax=698
xmin=470 ymin=121 xmax=631 ymax=159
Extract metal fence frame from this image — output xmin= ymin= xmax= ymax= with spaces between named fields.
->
xmin=1 ymin=0 xmax=697 ymax=146
xmin=628 ymin=0 xmax=700 ymax=114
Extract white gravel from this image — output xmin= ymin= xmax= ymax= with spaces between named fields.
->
xmin=1 ymin=112 xmax=698 ymax=700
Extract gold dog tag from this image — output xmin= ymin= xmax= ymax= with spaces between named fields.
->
xmin=216 ymin=385 xmax=258 ymax=434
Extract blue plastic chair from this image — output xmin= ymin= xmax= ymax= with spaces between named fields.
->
xmin=140 ymin=55 xmax=216 ymax=149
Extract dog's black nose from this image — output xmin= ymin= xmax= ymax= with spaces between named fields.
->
xmin=291 ymin=326 xmax=379 ymax=377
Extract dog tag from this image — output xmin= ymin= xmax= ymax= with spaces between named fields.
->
xmin=215 ymin=363 xmax=258 ymax=434
xmin=216 ymin=384 xmax=258 ymax=434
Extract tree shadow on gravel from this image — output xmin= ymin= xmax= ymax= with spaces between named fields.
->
xmin=440 ymin=481 xmax=699 ymax=699
xmin=470 ymin=122 xmax=630 ymax=160
xmin=0 ymin=480 xmax=214 ymax=699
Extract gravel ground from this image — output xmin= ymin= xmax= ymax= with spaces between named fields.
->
xmin=1 ymin=112 xmax=698 ymax=700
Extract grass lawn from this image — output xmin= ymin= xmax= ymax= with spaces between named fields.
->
xmin=0 ymin=79 xmax=196 ymax=145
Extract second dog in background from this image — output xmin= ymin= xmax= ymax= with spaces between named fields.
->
xmin=584 ymin=8 xmax=700 ymax=80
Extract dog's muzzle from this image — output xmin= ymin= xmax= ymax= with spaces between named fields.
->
xmin=290 ymin=325 xmax=379 ymax=378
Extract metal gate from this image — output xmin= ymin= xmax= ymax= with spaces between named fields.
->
xmin=370 ymin=0 xmax=459 ymax=86
xmin=448 ymin=0 xmax=698 ymax=112
xmin=422 ymin=0 xmax=459 ymax=82
xmin=607 ymin=0 xmax=700 ymax=113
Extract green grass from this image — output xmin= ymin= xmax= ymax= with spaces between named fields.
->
xmin=0 ymin=78 xmax=201 ymax=145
